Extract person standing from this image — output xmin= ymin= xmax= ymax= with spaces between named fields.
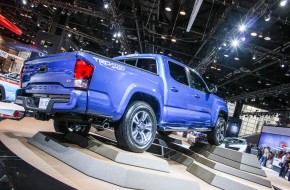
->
xmin=260 ymin=146 xmax=271 ymax=167
xmin=279 ymin=152 xmax=289 ymax=177
xmin=281 ymin=153 xmax=290 ymax=178
xmin=257 ymin=147 xmax=263 ymax=160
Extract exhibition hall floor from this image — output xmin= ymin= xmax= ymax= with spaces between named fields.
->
xmin=0 ymin=102 xmax=289 ymax=189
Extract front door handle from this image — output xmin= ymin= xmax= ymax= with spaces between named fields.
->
xmin=170 ymin=87 xmax=179 ymax=92
xmin=194 ymin=94 xmax=200 ymax=98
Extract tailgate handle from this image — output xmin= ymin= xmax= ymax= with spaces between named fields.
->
xmin=38 ymin=65 xmax=48 ymax=73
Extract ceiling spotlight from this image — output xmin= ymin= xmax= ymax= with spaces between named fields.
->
xmin=217 ymin=68 xmax=221 ymax=71
xmin=168 ymin=53 xmax=172 ymax=56
xmin=264 ymin=36 xmax=271 ymax=41
xmin=234 ymin=57 xmax=239 ymax=61
xmin=223 ymin=42 xmax=227 ymax=47
xmin=171 ymin=38 xmax=177 ymax=42
xmin=252 ymin=54 xmax=256 ymax=60
xmin=104 ymin=3 xmax=109 ymax=9
xmin=213 ymin=59 xmax=217 ymax=63
xmin=161 ymin=35 xmax=166 ymax=39
xmin=180 ymin=10 xmax=186 ymax=15
xmin=165 ymin=6 xmax=172 ymax=11
xmin=258 ymin=34 xmax=263 ymax=38
xmin=285 ymin=73 xmax=290 ymax=76
xmin=53 ymin=7 xmax=57 ymax=10
xmin=22 ymin=0 xmax=27 ymax=5
xmin=266 ymin=83 xmax=271 ymax=86
xmin=241 ymin=37 xmax=246 ymax=41
xmin=231 ymin=39 xmax=239 ymax=47
xmin=258 ymin=80 xmax=262 ymax=83
xmin=224 ymin=54 xmax=229 ymax=57
xmin=264 ymin=14 xmax=271 ymax=22
xmin=280 ymin=62 xmax=285 ymax=68
xmin=206 ymin=76 xmax=209 ymax=79
xmin=117 ymin=32 xmax=121 ymax=37
xmin=251 ymin=32 xmax=257 ymax=36
xmin=37 ymin=23 xmax=40 ymax=27
xmin=211 ymin=66 xmax=215 ymax=69
xmin=280 ymin=0 xmax=288 ymax=6
xmin=218 ymin=47 xmax=221 ymax=50
xmin=31 ymin=3 xmax=34 ymax=7
xmin=239 ymin=24 xmax=246 ymax=32
xmin=68 ymin=33 xmax=71 ymax=38
xmin=160 ymin=51 xmax=163 ymax=54
xmin=43 ymin=4 xmax=48 ymax=7
xmin=113 ymin=33 xmax=117 ymax=38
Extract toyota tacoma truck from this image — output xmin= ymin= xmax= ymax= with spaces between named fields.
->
xmin=15 ymin=51 xmax=228 ymax=152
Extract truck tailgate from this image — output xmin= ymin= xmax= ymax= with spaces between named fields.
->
xmin=22 ymin=52 xmax=77 ymax=93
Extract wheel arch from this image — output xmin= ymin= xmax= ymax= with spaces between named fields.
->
xmin=127 ymin=92 xmax=161 ymax=122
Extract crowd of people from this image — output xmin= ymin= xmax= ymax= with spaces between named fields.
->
xmin=257 ymin=146 xmax=290 ymax=181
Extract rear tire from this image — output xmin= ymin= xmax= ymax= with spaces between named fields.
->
xmin=207 ymin=117 xmax=226 ymax=146
xmin=115 ymin=101 xmax=157 ymax=153
xmin=53 ymin=118 xmax=91 ymax=136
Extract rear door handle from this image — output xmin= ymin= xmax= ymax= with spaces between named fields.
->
xmin=170 ymin=87 xmax=179 ymax=92
xmin=194 ymin=94 xmax=200 ymax=98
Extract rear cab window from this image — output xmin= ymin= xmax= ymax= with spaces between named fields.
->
xmin=117 ymin=58 xmax=158 ymax=74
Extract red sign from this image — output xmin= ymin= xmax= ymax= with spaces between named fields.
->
xmin=0 ymin=14 xmax=22 ymax=35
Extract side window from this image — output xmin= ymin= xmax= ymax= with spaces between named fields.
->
xmin=189 ymin=70 xmax=207 ymax=92
xmin=124 ymin=59 xmax=137 ymax=66
xmin=168 ymin=61 xmax=189 ymax=86
xmin=136 ymin=58 xmax=157 ymax=74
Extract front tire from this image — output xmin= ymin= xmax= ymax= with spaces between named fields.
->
xmin=115 ymin=101 xmax=157 ymax=153
xmin=207 ymin=117 xmax=226 ymax=146
xmin=53 ymin=119 xmax=91 ymax=136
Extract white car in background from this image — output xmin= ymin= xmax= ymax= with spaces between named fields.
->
xmin=219 ymin=138 xmax=247 ymax=152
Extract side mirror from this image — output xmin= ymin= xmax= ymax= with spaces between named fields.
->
xmin=208 ymin=84 xmax=217 ymax=93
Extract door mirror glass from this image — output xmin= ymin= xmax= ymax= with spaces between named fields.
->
xmin=208 ymin=84 xmax=217 ymax=93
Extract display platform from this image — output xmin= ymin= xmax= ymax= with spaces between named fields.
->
xmin=0 ymin=117 xmax=279 ymax=190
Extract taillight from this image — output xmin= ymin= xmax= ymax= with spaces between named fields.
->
xmin=19 ymin=65 xmax=24 ymax=88
xmin=74 ymin=59 xmax=94 ymax=90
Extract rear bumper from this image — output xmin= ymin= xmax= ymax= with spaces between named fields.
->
xmin=15 ymin=90 xmax=87 ymax=113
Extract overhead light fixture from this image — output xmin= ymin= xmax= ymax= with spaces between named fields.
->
xmin=285 ymin=73 xmax=290 ymax=76
xmin=180 ymin=10 xmax=186 ymax=15
xmin=217 ymin=68 xmax=221 ymax=71
xmin=67 ymin=33 xmax=71 ymax=38
xmin=264 ymin=36 xmax=271 ymax=41
xmin=258 ymin=34 xmax=263 ymax=38
xmin=280 ymin=0 xmax=287 ymax=6
xmin=280 ymin=62 xmax=285 ymax=68
xmin=241 ymin=37 xmax=246 ymax=41
xmin=206 ymin=76 xmax=209 ymax=79
xmin=43 ymin=4 xmax=48 ymax=7
xmin=168 ymin=53 xmax=172 ymax=56
xmin=30 ymin=3 xmax=34 ymax=7
xmin=101 ymin=19 xmax=104 ymax=22
xmin=117 ymin=32 xmax=121 ymax=37
xmin=252 ymin=54 xmax=256 ymax=60
xmin=264 ymin=13 xmax=271 ymax=22
xmin=251 ymin=32 xmax=257 ymax=36
xmin=165 ymin=6 xmax=171 ymax=12
xmin=22 ymin=0 xmax=27 ymax=5
xmin=224 ymin=54 xmax=229 ymax=57
xmin=113 ymin=33 xmax=117 ymax=38
xmin=231 ymin=39 xmax=239 ymax=47
xmin=211 ymin=66 xmax=215 ymax=69
xmin=213 ymin=59 xmax=217 ymax=63
xmin=258 ymin=80 xmax=262 ymax=83
xmin=171 ymin=38 xmax=177 ymax=42
xmin=53 ymin=7 xmax=57 ymax=10
xmin=234 ymin=57 xmax=239 ymax=61
xmin=223 ymin=42 xmax=227 ymax=47
xmin=37 ymin=23 xmax=40 ymax=27
xmin=160 ymin=51 xmax=163 ymax=54
xmin=161 ymin=35 xmax=166 ymax=39
xmin=266 ymin=83 xmax=271 ymax=86
xmin=218 ymin=47 xmax=221 ymax=50
xmin=239 ymin=24 xmax=246 ymax=32
xmin=104 ymin=3 xmax=109 ymax=9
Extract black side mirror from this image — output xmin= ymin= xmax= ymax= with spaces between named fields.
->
xmin=208 ymin=84 xmax=217 ymax=93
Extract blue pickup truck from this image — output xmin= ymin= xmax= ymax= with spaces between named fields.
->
xmin=15 ymin=51 xmax=228 ymax=152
